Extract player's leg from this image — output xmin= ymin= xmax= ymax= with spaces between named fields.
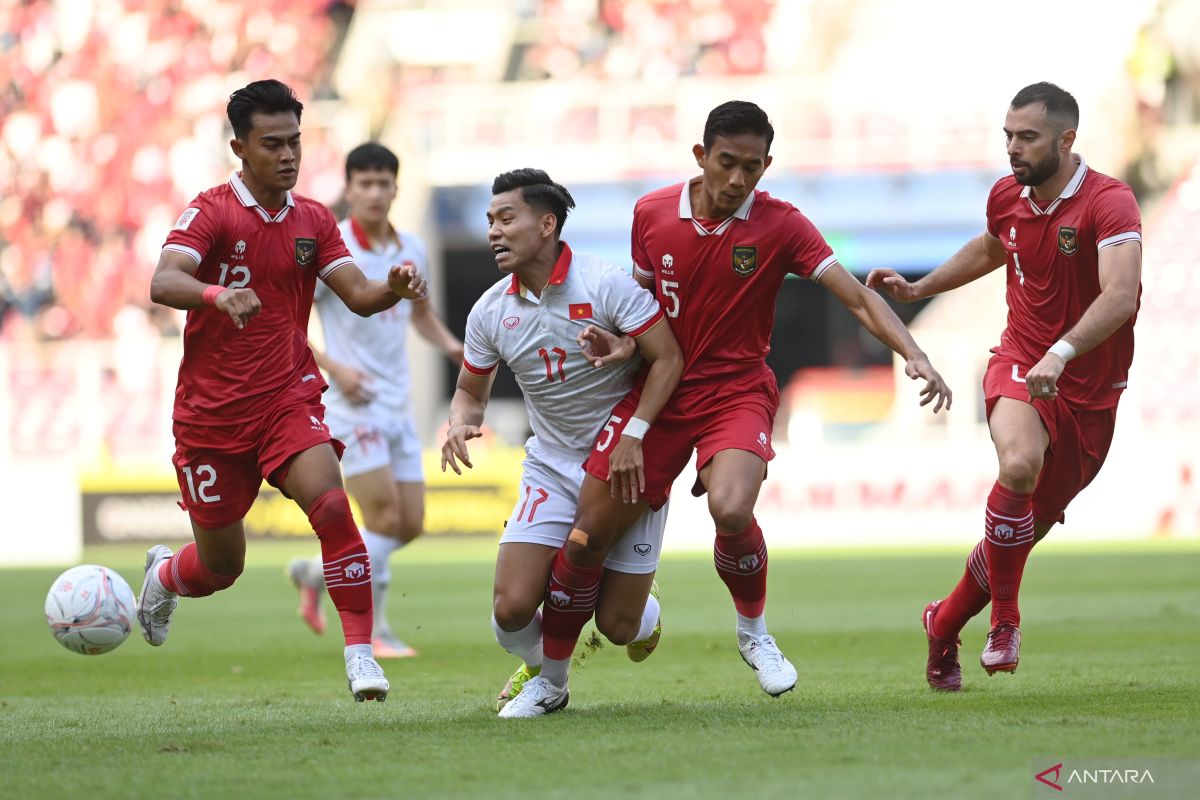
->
xmin=492 ymin=542 xmax=557 ymax=710
xmin=595 ymin=498 xmax=668 ymax=658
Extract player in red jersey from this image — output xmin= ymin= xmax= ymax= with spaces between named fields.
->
xmin=868 ymin=82 xmax=1143 ymax=690
xmin=139 ymin=80 xmax=427 ymax=702
xmin=530 ymin=101 xmax=952 ymax=701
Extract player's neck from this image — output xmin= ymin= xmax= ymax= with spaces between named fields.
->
xmin=352 ymin=215 xmax=392 ymax=248
xmin=1030 ymin=153 xmax=1079 ymax=203
xmin=514 ymin=242 xmax=560 ymax=298
xmin=239 ymin=169 xmax=290 ymax=210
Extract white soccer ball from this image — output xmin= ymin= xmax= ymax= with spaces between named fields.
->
xmin=45 ymin=565 xmax=137 ymax=655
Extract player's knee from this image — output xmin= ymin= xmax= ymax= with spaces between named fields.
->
xmin=200 ymin=556 xmax=243 ymax=589
xmin=492 ymin=594 xmax=537 ymax=632
xmin=708 ymin=497 xmax=754 ymax=535
xmin=595 ymin=608 xmax=638 ymax=645
xmin=564 ymin=533 xmax=605 ymax=568
xmin=396 ymin=515 xmax=423 ymax=545
xmin=997 ymin=451 xmax=1043 ymax=492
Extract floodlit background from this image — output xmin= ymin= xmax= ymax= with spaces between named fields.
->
xmin=1 ymin=0 xmax=1199 ymax=565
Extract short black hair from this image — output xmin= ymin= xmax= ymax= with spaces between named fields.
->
xmin=345 ymin=142 xmax=400 ymax=182
xmin=703 ymin=100 xmax=774 ymax=154
xmin=1011 ymin=82 xmax=1079 ymax=131
xmin=491 ymin=168 xmax=576 ymax=235
xmin=226 ymin=79 xmax=304 ymax=140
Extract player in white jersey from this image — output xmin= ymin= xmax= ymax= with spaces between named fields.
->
xmin=441 ymin=169 xmax=683 ymax=717
xmin=289 ymin=143 xmax=463 ymax=657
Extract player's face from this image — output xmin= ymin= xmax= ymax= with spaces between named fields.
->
xmin=345 ymin=168 xmax=397 ymax=227
xmin=693 ymin=133 xmax=773 ymax=216
xmin=231 ymin=111 xmax=302 ymax=194
xmin=1004 ymin=103 xmax=1066 ymax=187
xmin=486 ymin=190 xmax=555 ymax=273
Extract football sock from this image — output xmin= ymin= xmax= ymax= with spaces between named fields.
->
xmin=308 ymin=488 xmax=373 ymax=645
xmin=361 ymin=528 xmax=399 ymax=586
xmin=713 ymin=517 xmax=768 ymax=617
xmin=736 ymin=611 xmax=768 ymax=640
xmin=932 ymin=539 xmax=991 ymax=640
xmin=157 ymin=542 xmax=240 ymax=597
xmin=540 ymin=543 xmax=602 ymax=663
xmin=540 ymin=655 xmax=570 ymax=688
xmin=983 ymin=482 xmax=1035 ymax=628
xmin=633 ymin=591 xmax=661 ymax=643
xmin=491 ymin=610 xmax=544 ymax=668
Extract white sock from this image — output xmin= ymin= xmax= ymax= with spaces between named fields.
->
xmin=737 ymin=611 xmax=767 ymax=639
xmin=361 ymin=528 xmax=399 ymax=585
xmin=633 ymin=592 xmax=660 ymax=643
xmin=491 ymin=611 xmax=544 ymax=668
xmin=344 ymin=642 xmax=373 ymax=662
xmin=372 ymin=580 xmax=391 ymax=635
xmin=540 ymin=655 xmax=569 ymax=688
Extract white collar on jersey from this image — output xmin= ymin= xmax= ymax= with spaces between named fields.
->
xmin=229 ymin=171 xmax=296 ymax=223
xmin=678 ymin=176 xmax=755 ymax=236
xmin=1019 ymin=154 xmax=1087 ymax=216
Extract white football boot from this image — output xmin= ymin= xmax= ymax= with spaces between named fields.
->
xmin=496 ymin=675 xmax=569 ymax=718
xmin=137 ymin=545 xmax=178 ymax=646
xmin=345 ymin=644 xmax=390 ymax=702
xmin=738 ymin=633 xmax=797 ymax=697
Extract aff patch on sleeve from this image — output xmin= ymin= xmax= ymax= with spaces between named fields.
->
xmin=173 ymin=207 xmax=201 ymax=231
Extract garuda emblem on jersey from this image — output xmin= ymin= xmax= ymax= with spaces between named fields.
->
xmin=295 ymin=237 xmax=316 ymax=268
xmin=732 ymin=245 xmax=757 ymax=277
xmin=1057 ymin=226 xmax=1078 ymax=256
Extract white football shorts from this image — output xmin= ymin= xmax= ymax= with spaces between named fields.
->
xmin=329 ymin=412 xmax=424 ymax=483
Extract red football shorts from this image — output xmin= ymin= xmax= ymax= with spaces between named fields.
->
xmin=585 ymin=366 xmax=779 ymax=511
xmin=171 ymin=400 xmax=345 ymax=530
xmin=983 ymin=353 xmax=1118 ymax=524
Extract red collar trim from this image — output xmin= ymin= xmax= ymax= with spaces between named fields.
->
xmin=505 ymin=242 xmax=573 ymax=295
xmin=349 ymin=216 xmax=401 ymax=251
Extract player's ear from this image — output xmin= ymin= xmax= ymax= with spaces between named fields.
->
xmin=1059 ymin=127 xmax=1076 ymax=153
xmin=692 ymin=143 xmax=706 ymax=167
xmin=541 ymin=213 xmax=557 ymax=239
xmin=763 ymin=154 xmax=774 ymax=171
xmin=230 ymin=137 xmax=245 ymax=161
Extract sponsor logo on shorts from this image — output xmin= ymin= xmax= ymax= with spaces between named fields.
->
xmin=732 ymin=245 xmax=757 ymax=277
xmin=295 ymin=237 xmax=316 ymax=268
xmin=757 ymin=431 xmax=768 ymax=449
xmin=633 ymin=543 xmax=652 ymax=556
xmin=309 ymin=415 xmax=325 ymax=432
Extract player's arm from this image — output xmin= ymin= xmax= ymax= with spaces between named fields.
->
xmin=149 ymin=249 xmax=261 ymax=330
xmin=819 ymin=264 xmax=952 ymax=413
xmin=411 ymin=299 xmax=465 ymax=364
xmin=606 ymin=319 xmax=684 ymax=503
xmin=323 ymin=262 xmax=428 ymax=317
xmin=866 ymin=233 xmax=1007 ymax=301
xmin=441 ymin=366 xmax=497 ymax=475
xmin=1024 ymin=240 xmax=1142 ymax=399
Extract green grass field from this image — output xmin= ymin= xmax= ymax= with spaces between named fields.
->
xmin=2 ymin=538 xmax=1198 ymax=800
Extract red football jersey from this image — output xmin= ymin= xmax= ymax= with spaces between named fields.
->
xmin=986 ymin=157 xmax=1142 ymax=408
xmin=632 ymin=179 xmax=836 ymax=385
xmin=162 ymin=172 xmax=354 ymax=424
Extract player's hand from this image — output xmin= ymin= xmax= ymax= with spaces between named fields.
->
xmin=445 ymin=342 xmax=465 ymax=365
xmin=329 ymin=362 xmax=376 ymax=406
xmin=1025 ymin=352 xmax=1066 ymax=402
xmin=441 ymin=423 xmax=482 ymax=475
xmin=577 ymin=325 xmax=636 ymax=368
xmin=214 ymin=287 xmax=261 ymax=330
xmin=388 ymin=263 xmax=428 ymax=300
xmin=904 ymin=354 xmax=953 ymax=413
xmin=866 ymin=269 xmax=920 ymax=303
xmin=607 ymin=435 xmax=646 ymax=504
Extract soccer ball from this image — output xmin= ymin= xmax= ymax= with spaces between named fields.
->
xmin=44 ymin=565 xmax=137 ymax=655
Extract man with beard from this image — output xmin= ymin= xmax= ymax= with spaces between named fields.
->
xmin=867 ymin=82 xmax=1144 ymax=690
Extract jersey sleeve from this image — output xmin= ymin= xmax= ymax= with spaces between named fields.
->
xmin=784 ymin=208 xmax=837 ymax=281
xmin=1091 ymin=183 xmax=1142 ymax=251
xmin=317 ymin=208 xmax=354 ymax=280
xmin=597 ymin=268 xmax=664 ymax=338
xmin=630 ymin=202 xmax=655 ymax=281
xmin=462 ymin=301 xmax=499 ymax=375
xmin=162 ymin=194 xmax=220 ymax=264
xmin=984 ymin=180 xmax=1004 ymax=240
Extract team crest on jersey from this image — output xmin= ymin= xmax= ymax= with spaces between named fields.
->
xmin=294 ymin=237 xmax=316 ymax=268
xmin=1057 ymin=226 xmax=1078 ymax=256
xmin=732 ymin=245 xmax=757 ymax=277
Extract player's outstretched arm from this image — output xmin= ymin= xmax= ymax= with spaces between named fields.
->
xmin=324 ymin=262 xmax=428 ymax=317
xmin=866 ymin=233 xmax=1006 ymax=302
xmin=441 ymin=366 xmax=496 ymax=475
xmin=606 ymin=320 xmax=684 ymax=503
xmin=1023 ymin=240 xmax=1141 ymax=400
xmin=411 ymin=299 xmax=465 ymax=364
xmin=820 ymin=264 xmax=952 ymax=413
xmin=150 ymin=249 xmax=261 ymax=329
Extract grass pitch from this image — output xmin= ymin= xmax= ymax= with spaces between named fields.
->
xmin=1 ymin=538 xmax=1197 ymax=799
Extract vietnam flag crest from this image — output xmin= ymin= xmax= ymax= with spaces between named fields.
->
xmin=569 ymin=302 xmax=593 ymax=319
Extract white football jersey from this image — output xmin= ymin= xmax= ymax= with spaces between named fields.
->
xmin=315 ymin=218 xmax=426 ymax=420
xmin=463 ymin=243 xmax=664 ymax=456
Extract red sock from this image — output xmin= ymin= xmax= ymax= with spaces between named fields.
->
xmin=983 ymin=481 xmax=1035 ymax=627
xmin=307 ymin=488 xmax=372 ymax=645
xmin=158 ymin=542 xmax=240 ymax=597
xmin=932 ymin=539 xmax=991 ymax=640
xmin=541 ymin=545 xmax=603 ymax=661
xmin=713 ymin=517 xmax=768 ymax=617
